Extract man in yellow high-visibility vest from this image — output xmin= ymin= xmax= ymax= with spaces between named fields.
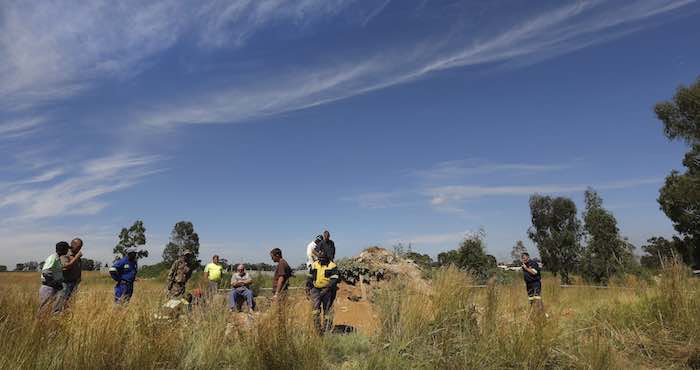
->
xmin=203 ymin=255 xmax=224 ymax=299
xmin=307 ymin=253 xmax=339 ymax=335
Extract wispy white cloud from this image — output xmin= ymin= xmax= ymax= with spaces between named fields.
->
xmin=0 ymin=0 xmax=387 ymax=110
xmin=387 ymin=230 xmax=469 ymax=246
xmin=131 ymin=0 xmax=696 ymax=128
xmin=0 ymin=1 xmax=188 ymax=109
xmin=411 ymin=159 xmax=573 ymax=181
xmin=196 ymin=0 xmax=361 ymax=47
xmin=0 ymin=116 xmax=45 ymax=138
xmin=0 ymin=153 xmax=162 ymax=221
xmin=427 ymin=178 xmax=663 ymax=206
xmin=21 ymin=168 xmax=64 ymax=184
xmin=342 ymin=191 xmax=407 ymax=209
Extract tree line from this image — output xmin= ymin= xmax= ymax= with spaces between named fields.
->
xmin=388 ymin=77 xmax=700 ymax=285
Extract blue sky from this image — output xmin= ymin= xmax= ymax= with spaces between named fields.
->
xmin=1 ymin=0 xmax=699 ymax=267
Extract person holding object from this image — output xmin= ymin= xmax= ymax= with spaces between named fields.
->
xmin=307 ymin=253 xmax=339 ymax=335
xmin=230 ymin=264 xmax=255 ymax=312
xmin=110 ymin=247 xmax=139 ymax=304
xmin=270 ymin=248 xmax=292 ymax=301
xmin=521 ymin=252 xmax=544 ymax=311
xmin=38 ymin=241 xmax=70 ymax=314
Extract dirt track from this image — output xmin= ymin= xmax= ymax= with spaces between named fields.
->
xmin=332 ymin=283 xmax=378 ymax=334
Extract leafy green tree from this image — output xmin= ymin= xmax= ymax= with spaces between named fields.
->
xmin=527 ymin=195 xmax=582 ymax=284
xmin=511 ymin=240 xmax=528 ymax=265
xmin=437 ymin=250 xmax=459 ymax=266
xmin=640 ymin=236 xmax=691 ymax=269
xmin=438 ymin=229 xmax=492 ymax=280
xmin=114 ymin=220 xmax=148 ymax=259
xmin=162 ymin=221 xmax=200 ymax=266
xmin=80 ymin=259 xmax=96 ymax=271
xmin=580 ymin=189 xmax=632 ymax=284
xmin=405 ymin=251 xmax=434 ymax=269
xmin=654 ymin=77 xmax=700 ymax=267
xmin=0 ymin=265 xmax=7 ymax=272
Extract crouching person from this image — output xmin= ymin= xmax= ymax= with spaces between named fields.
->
xmin=230 ymin=264 xmax=255 ymax=312
xmin=307 ymin=256 xmax=339 ymax=335
xmin=38 ymin=241 xmax=70 ymax=314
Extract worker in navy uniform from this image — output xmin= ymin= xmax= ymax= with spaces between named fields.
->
xmin=110 ymin=247 xmax=139 ymax=304
xmin=521 ymin=252 xmax=543 ymax=311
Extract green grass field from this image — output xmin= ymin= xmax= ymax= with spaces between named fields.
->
xmin=1 ymin=264 xmax=699 ymax=369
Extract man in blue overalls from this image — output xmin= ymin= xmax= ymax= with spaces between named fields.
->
xmin=110 ymin=247 xmax=138 ymax=304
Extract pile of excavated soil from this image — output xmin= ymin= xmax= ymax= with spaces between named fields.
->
xmin=343 ymin=247 xmax=430 ymax=291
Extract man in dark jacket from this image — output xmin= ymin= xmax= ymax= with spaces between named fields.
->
xmin=521 ymin=252 xmax=543 ymax=311
xmin=315 ymin=230 xmax=336 ymax=262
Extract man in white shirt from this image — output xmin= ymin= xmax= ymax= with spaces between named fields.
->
xmin=306 ymin=235 xmax=324 ymax=269
xmin=230 ymin=264 xmax=254 ymax=312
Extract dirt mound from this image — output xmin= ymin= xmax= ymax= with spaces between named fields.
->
xmin=333 ymin=247 xmax=431 ymax=333
xmin=339 ymin=247 xmax=429 ymax=290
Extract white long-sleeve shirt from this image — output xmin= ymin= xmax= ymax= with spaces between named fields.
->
xmin=306 ymin=241 xmax=317 ymax=269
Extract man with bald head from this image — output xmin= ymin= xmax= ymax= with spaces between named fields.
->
xmin=230 ymin=264 xmax=254 ymax=312
xmin=56 ymin=238 xmax=83 ymax=311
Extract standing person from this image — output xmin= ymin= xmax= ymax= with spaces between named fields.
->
xmin=203 ymin=255 xmax=224 ymax=298
xmin=110 ymin=247 xmax=139 ymax=304
xmin=56 ymin=238 xmax=83 ymax=311
xmin=270 ymin=248 xmax=292 ymax=301
xmin=38 ymin=241 xmax=70 ymax=314
xmin=166 ymin=250 xmax=195 ymax=298
xmin=229 ymin=264 xmax=255 ymax=312
xmin=315 ymin=230 xmax=336 ymax=262
xmin=307 ymin=255 xmax=339 ymax=335
xmin=521 ymin=253 xmax=543 ymax=311
xmin=306 ymin=235 xmax=323 ymax=269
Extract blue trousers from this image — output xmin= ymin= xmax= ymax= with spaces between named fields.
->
xmin=115 ymin=282 xmax=134 ymax=304
xmin=230 ymin=287 xmax=254 ymax=311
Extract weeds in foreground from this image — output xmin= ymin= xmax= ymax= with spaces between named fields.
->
xmin=1 ymin=263 xmax=698 ymax=369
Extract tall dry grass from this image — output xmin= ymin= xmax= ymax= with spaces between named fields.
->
xmin=363 ymin=264 xmax=700 ymax=369
xmin=1 ymin=264 xmax=699 ymax=369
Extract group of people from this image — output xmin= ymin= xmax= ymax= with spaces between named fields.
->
xmin=38 ymin=230 xmax=542 ymax=332
xmin=38 ymin=238 xmax=83 ymax=314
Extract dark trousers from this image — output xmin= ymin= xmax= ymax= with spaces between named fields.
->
xmin=55 ymin=281 xmax=80 ymax=312
xmin=525 ymin=280 xmax=544 ymax=310
xmin=309 ymin=286 xmax=336 ymax=334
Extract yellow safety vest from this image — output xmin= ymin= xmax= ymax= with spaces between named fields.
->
xmin=311 ymin=261 xmax=338 ymax=288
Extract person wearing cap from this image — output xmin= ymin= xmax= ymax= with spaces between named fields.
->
xmin=203 ymin=255 xmax=224 ymax=299
xmin=306 ymin=235 xmax=323 ymax=269
xmin=38 ymin=241 xmax=70 ymax=314
xmin=110 ymin=247 xmax=139 ymax=304
xmin=307 ymin=252 xmax=339 ymax=335
xmin=166 ymin=250 xmax=196 ymax=298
